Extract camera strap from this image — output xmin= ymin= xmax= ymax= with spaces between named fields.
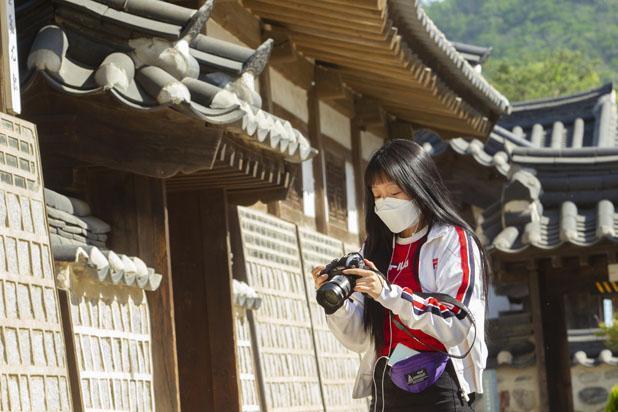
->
xmin=392 ymin=292 xmax=477 ymax=360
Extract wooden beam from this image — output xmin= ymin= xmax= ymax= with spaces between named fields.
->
xmin=528 ymin=269 xmax=549 ymax=412
xmin=539 ymin=265 xmax=574 ymax=412
xmin=83 ymin=170 xmax=182 ymax=412
xmin=271 ymin=53 xmax=314 ymax=90
xmin=315 ymin=65 xmax=346 ymax=100
xmin=355 ymin=97 xmax=386 ymax=129
xmin=168 ymin=189 xmax=241 ymax=412
xmin=243 ymin=2 xmax=387 ymax=35
xmin=308 ymin=68 xmax=328 ymax=234
xmin=23 ymin=87 xmax=224 ymax=178
xmin=264 ymin=25 xmax=297 ymax=64
xmin=388 ymin=119 xmax=414 ymax=140
xmin=211 ymin=1 xmax=261 ymax=47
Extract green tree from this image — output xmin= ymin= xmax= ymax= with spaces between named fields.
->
xmin=599 ymin=317 xmax=618 ymax=352
xmin=485 ymin=49 xmax=602 ymax=101
xmin=606 ymin=386 xmax=618 ymax=412
xmin=424 ymin=0 xmax=617 ymax=100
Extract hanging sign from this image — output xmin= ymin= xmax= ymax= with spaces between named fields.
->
xmin=1 ymin=0 xmax=21 ymax=114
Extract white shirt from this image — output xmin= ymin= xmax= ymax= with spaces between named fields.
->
xmin=325 ymin=223 xmax=487 ymax=398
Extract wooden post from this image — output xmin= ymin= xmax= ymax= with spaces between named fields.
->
xmin=539 ymin=264 xmax=574 ymax=412
xmin=134 ymin=176 xmax=182 ymax=412
xmin=168 ymin=189 xmax=241 ymax=412
xmin=308 ymin=68 xmax=328 ymax=234
xmin=85 ymin=171 xmax=182 ymax=412
xmin=528 ymin=267 xmax=550 ymax=412
xmin=351 ymin=117 xmax=365 ymax=241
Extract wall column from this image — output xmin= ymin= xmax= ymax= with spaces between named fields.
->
xmin=168 ymin=189 xmax=241 ymax=412
xmin=85 ymin=171 xmax=182 ymax=412
xmin=307 ymin=70 xmax=328 ymax=234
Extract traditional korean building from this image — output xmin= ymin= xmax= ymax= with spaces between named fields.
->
xmin=3 ymin=0 xmax=510 ymax=411
xmin=419 ymin=83 xmax=618 ymax=412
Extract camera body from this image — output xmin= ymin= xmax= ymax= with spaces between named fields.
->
xmin=316 ymin=252 xmax=367 ymax=314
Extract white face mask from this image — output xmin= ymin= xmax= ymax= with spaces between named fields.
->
xmin=374 ymin=197 xmax=421 ymax=234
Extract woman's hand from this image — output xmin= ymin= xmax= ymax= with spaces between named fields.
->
xmin=311 ymin=265 xmax=328 ymax=289
xmin=343 ymin=259 xmax=385 ymax=299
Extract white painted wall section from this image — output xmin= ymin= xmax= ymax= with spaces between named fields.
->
xmin=270 ymin=68 xmax=309 ymax=123
xmin=302 ymin=159 xmax=316 ymax=218
xmin=345 ymin=161 xmax=359 ymax=234
xmin=319 ymin=101 xmax=351 ymax=149
xmin=361 ymin=131 xmax=384 ymax=161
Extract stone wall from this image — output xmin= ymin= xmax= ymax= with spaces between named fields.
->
xmin=571 ymin=365 xmax=618 ymax=412
xmin=494 ymin=364 xmax=618 ymax=411
xmin=496 ymin=366 xmax=540 ymax=412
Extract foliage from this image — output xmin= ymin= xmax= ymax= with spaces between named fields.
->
xmin=598 ymin=317 xmax=618 ymax=352
xmin=485 ymin=49 xmax=602 ymax=101
xmin=424 ymin=0 xmax=617 ymax=101
xmin=607 ymin=386 xmax=618 ymax=412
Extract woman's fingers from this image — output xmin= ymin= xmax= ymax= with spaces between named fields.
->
xmin=311 ymin=265 xmax=325 ymax=279
xmin=311 ymin=265 xmax=327 ymax=289
xmin=342 ymin=268 xmax=374 ymax=277
xmin=363 ymin=259 xmax=378 ymax=271
xmin=353 ymin=273 xmax=383 ymax=299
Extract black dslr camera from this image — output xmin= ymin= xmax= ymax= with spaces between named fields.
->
xmin=316 ymin=252 xmax=366 ymax=315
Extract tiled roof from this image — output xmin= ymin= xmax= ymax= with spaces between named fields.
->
xmin=232 ymin=279 xmax=262 ymax=310
xmin=54 ymin=244 xmax=163 ymax=291
xmin=45 ymin=188 xmax=162 ymax=291
xmin=417 ymin=84 xmax=618 ymax=254
xmin=450 ymin=42 xmax=492 ymax=66
xmin=18 ymin=0 xmax=315 ymax=162
xmin=388 ymin=0 xmax=508 ymax=112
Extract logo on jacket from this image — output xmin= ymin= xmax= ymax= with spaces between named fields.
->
xmin=389 ymin=259 xmax=409 ymax=272
xmin=432 ymin=258 xmax=439 ymax=271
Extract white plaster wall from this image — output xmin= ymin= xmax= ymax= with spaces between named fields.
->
xmin=270 ymin=68 xmax=309 ymax=123
xmin=302 ymin=159 xmax=316 ymax=218
xmin=571 ymin=364 xmax=618 ymax=412
xmin=361 ymin=130 xmax=384 ymax=161
xmin=319 ymin=102 xmax=351 ymax=149
xmin=345 ymin=161 xmax=358 ymax=234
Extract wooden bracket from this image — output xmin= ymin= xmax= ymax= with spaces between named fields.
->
xmin=354 ymin=97 xmax=386 ymax=129
xmin=315 ymin=65 xmax=346 ymax=101
xmin=264 ymin=25 xmax=298 ymax=64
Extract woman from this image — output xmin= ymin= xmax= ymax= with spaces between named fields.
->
xmin=312 ymin=139 xmax=487 ymax=412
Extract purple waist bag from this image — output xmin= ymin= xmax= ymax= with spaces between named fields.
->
xmin=387 ymin=292 xmax=477 ymax=393
xmin=389 ymin=351 xmax=449 ymax=393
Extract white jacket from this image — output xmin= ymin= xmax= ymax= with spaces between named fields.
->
xmin=325 ymin=223 xmax=487 ymax=398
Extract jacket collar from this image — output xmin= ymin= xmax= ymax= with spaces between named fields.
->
xmin=427 ymin=223 xmax=451 ymax=242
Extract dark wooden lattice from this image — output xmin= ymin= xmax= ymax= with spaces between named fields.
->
xmin=325 ymin=152 xmax=347 ymax=227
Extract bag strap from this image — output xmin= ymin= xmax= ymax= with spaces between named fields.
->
xmin=391 ymin=292 xmax=477 ymax=360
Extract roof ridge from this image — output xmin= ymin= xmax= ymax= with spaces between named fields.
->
xmin=512 ymin=83 xmax=614 ymax=112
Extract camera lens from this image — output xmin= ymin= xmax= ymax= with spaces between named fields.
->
xmin=316 ymin=274 xmax=354 ymax=314
xmin=323 ymin=288 xmax=342 ymax=305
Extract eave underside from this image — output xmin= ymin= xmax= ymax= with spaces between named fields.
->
xmin=243 ymin=0 xmax=508 ymax=138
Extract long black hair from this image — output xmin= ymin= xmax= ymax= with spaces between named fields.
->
xmin=362 ymin=139 xmax=489 ymax=349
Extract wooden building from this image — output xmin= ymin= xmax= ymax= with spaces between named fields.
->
xmin=420 ymin=83 xmax=618 ymax=412
xmin=4 ymin=0 xmax=510 ymax=411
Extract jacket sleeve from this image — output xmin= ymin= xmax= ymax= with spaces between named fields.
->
xmin=325 ymin=292 xmax=371 ymax=353
xmin=375 ymin=226 xmax=480 ymax=348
